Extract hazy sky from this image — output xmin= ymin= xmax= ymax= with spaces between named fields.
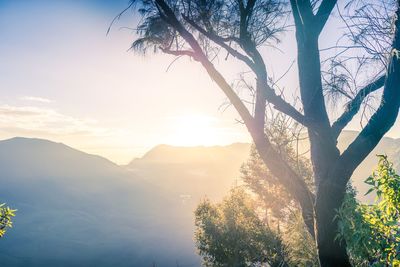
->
xmin=1 ymin=0 xmax=399 ymax=164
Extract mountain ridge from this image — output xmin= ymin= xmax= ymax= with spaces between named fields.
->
xmin=0 ymin=137 xmax=200 ymax=267
xmin=0 ymin=136 xmax=119 ymax=168
xmin=0 ymin=133 xmax=399 ymax=266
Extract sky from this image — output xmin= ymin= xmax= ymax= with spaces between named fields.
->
xmin=0 ymin=0 xmax=399 ymax=164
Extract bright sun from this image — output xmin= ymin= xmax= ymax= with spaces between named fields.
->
xmin=167 ymin=114 xmax=222 ymax=146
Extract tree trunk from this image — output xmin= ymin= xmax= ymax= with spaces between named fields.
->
xmin=315 ymin=175 xmax=351 ymax=267
xmin=294 ymin=24 xmax=352 ymax=266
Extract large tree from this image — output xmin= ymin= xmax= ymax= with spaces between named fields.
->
xmin=118 ymin=0 xmax=400 ymax=265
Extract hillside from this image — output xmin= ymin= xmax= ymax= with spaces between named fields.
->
xmin=337 ymin=131 xmax=400 ymax=202
xmin=127 ymin=131 xmax=400 ymax=202
xmin=127 ymin=143 xmax=250 ymax=201
xmin=0 ymin=138 xmax=200 ymax=267
xmin=0 ymin=133 xmax=399 ymax=266
xmin=135 ymin=143 xmax=250 ymax=164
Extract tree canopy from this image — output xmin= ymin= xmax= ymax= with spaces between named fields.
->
xmin=195 ymin=187 xmax=287 ymax=267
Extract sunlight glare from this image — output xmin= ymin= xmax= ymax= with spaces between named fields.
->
xmin=167 ymin=114 xmax=222 ymax=146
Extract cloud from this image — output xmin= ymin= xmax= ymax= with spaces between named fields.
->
xmin=0 ymin=104 xmax=142 ymax=163
xmin=20 ymin=96 xmax=52 ymax=103
xmin=0 ymin=105 xmax=108 ymax=136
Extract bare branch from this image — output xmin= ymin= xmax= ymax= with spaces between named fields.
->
xmin=160 ymin=48 xmax=197 ymax=59
xmin=314 ymin=0 xmax=337 ymax=34
xmin=331 ymin=75 xmax=385 ymax=139
xmin=262 ymin=83 xmax=310 ymax=127
xmin=107 ymin=1 xmax=135 ymax=35
xmin=290 ymin=0 xmax=315 ymax=30
xmin=290 ymin=0 xmax=303 ymax=30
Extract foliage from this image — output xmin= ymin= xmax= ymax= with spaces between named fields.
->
xmin=0 ymin=203 xmax=16 ymax=238
xmin=194 ymin=187 xmax=287 ymax=267
xmin=337 ymin=155 xmax=400 ymax=266
xmin=195 ymin=117 xmax=318 ymax=267
xmin=129 ymin=0 xmax=287 ymax=55
xmin=195 ymin=129 xmax=400 ymax=267
xmin=241 ymin=115 xmax=314 ymax=223
xmin=240 ymin=117 xmax=318 ymax=266
xmin=282 ymin=212 xmax=318 ymax=267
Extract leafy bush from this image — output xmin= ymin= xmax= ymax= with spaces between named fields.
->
xmin=194 ymin=187 xmax=287 ymax=267
xmin=337 ymin=155 xmax=400 ymax=266
xmin=0 ymin=203 xmax=16 ymax=238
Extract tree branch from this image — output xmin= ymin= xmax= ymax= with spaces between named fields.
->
xmin=314 ymin=0 xmax=337 ymax=34
xmin=182 ymin=15 xmax=256 ymax=69
xmin=290 ymin=0 xmax=314 ymax=30
xmin=183 ymin=13 xmax=309 ymax=127
xmin=290 ymin=0 xmax=303 ymax=31
xmin=262 ymin=83 xmax=310 ymax=126
xmin=236 ymin=2 xmax=311 ymax=128
xmin=253 ymin=134 xmax=316 ymax=239
xmin=331 ymin=75 xmax=385 ymax=139
xmin=291 ymin=0 xmax=340 ymax=182
xmin=337 ymin=4 xmax=400 ymax=184
xmin=155 ymin=0 xmax=255 ymax=127
xmin=160 ymin=48 xmax=197 ymax=59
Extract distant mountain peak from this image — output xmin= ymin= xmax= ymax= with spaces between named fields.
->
xmin=129 ymin=143 xmax=251 ymax=165
xmin=2 ymin=136 xmax=64 ymax=145
xmin=0 ymin=136 xmax=118 ymax=170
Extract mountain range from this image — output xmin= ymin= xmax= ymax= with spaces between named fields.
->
xmin=0 ymin=132 xmax=399 ymax=266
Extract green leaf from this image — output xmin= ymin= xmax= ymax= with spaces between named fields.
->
xmin=365 ymin=188 xmax=375 ymax=196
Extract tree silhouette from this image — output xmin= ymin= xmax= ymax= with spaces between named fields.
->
xmin=119 ymin=0 xmax=400 ymax=265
